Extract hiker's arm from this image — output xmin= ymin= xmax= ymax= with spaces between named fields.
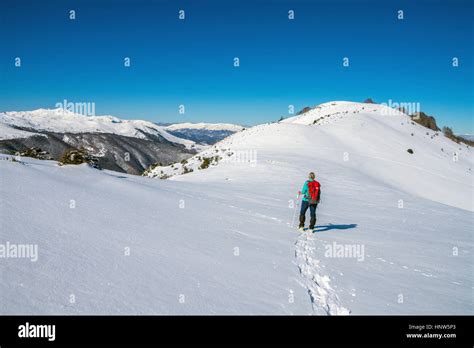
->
xmin=300 ymin=181 xmax=308 ymax=197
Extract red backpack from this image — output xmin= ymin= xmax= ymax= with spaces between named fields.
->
xmin=307 ymin=180 xmax=321 ymax=204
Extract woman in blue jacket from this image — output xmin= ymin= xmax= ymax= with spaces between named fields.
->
xmin=298 ymin=172 xmax=321 ymax=231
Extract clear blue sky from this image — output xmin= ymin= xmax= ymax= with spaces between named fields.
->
xmin=1 ymin=0 xmax=473 ymax=132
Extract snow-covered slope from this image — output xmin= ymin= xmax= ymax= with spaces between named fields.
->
xmin=0 ymin=156 xmax=313 ymax=315
xmin=0 ymin=109 xmax=198 ymax=150
xmin=1 ymin=101 xmax=472 ymax=315
xmin=148 ymin=101 xmax=473 ymax=211
xmin=0 ymin=123 xmax=42 ymax=140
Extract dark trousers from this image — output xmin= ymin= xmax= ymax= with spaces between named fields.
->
xmin=299 ymin=200 xmax=317 ymax=229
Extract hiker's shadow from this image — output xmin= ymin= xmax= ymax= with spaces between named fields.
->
xmin=313 ymin=223 xmax=358 ymax=233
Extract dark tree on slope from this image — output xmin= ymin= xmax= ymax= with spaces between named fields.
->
xmin=59 ymin=148 xmax=101 ymax=169
xmin=443 ymin=126 xmax=454 ymax=137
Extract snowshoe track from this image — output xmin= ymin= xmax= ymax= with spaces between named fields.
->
xmin=295 ymin=233 xmax=350 ymax=315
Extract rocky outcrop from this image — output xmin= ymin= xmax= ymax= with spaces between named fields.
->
xmin=410 ymin=112 xmax=440 ymax=131
xmin=296 ymin=106 xmax=313 ymax=115
xmin=19 ymin=147 xmax=53 ymax=160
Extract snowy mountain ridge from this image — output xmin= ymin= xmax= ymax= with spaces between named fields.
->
xmin=146 ymin=101 xmax=473 ymax=212
xmin=0 ymin=108 xmax=205 ymax=174
xmin=281 ymin=101 xmax=405 ymax=125
xmin=0 ymin=122 xmax=43 ymax=140
xmin=0 ymin=108 xmax=197 ymax=150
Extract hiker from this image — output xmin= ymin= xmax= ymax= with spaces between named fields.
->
xmin=298 ymin=172 xmax=321 ymax=231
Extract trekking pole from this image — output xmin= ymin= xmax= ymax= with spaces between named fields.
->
xmin=290 ymin=192 xmax=301 ymax=228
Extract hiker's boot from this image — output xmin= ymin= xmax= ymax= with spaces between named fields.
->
xmin=299 ymin=214 xmax=305 ymax=230
xmin=309 ymin=217 xmax=316 ymax=230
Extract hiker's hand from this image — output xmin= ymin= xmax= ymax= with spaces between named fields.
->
xmin=298 ymin=191 xmax=302 ymax=195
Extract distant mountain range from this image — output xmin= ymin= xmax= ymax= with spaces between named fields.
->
xmin=458 ymin=134 xmax=474 ymax=141
xmin=162 ymin=122 xmax=244 ymax=145
xmin=0 ymin=109 xmax=243 ymax=174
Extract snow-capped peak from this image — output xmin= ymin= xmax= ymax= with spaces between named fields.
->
xmin=281 ymin=101 xmax=407 ymax=126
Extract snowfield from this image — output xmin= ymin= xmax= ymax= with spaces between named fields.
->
xmin=0 ymin=101 xmax=472 ymax=315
